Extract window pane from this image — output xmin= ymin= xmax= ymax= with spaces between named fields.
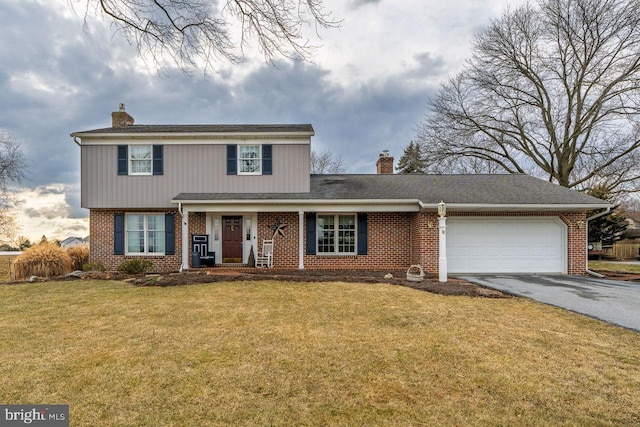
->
xmin=127 ymin=215 xmax=144 ymax=231
xmin=131 ymin=160 xmax=151 ymax=173
xmin=127 ymin=231 xmax=144 ymax=253
xmin=147 ymin=231 xmax=165 ymax=253
xmin=317 ymin=215 xmax=335 ymax=253
xmin=240 ymin=159 xmax=261 ymax=173
xmin=147 ymin=215 xmax=164 ymax=231
xmin=239 ymin=145 xmax=261 ymax=173
xmin=130 ymin=146 xmax=152 ymax=174
xmin=338 ymin=215 xmax=356 ymax=253
xmin=131 ymin=146 xmax=151 ymax=159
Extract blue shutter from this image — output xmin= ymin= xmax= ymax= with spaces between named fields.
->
xmin=153 ymin=145 xmax=163 ymax=175
xmin=262 ymin=144 xmax=272 ymax=175
xmin=357 ymin=213 xmax=368 ymax=255
xmin=227 ymin=144 xmax=237 ymax=175
xmin=165 ymin=213 xmax=175 ymax=255
xmin=306 ymin=213 xmax=316 ymax=255
xmin=114 ymin=213 xmax=124 ymax=255
xmin=117 ymin=145 xmax=128 ymax=175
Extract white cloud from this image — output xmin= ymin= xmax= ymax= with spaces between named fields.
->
xmin=13 ymin=185 xmax=88 ymax=242
xmin=0 ymin=0 xmax=523 ymax=240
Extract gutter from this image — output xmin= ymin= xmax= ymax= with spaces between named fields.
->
xmin=585 ymin=207 xmax=612 ymax=278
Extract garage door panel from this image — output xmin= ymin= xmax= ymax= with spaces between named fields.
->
xmin=448 ymin=217 xmax=566 ymax=273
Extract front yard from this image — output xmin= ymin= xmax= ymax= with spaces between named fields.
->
xmin=1 ymin=279 xmax=639 ymax=425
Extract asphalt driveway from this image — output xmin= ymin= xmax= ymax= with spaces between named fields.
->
xmin=457 ymin=274 xmax=640 ymax=332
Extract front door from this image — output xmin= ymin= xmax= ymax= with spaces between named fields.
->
xmin=222 ymin=216 xmax=243 ymax=263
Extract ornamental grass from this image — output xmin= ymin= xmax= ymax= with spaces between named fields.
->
xmin=11 ymin=243 xmax=72 ymax=279
xmin=66 ymin=245 xmax=89 ymax=271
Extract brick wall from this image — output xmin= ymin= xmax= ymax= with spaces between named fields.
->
xmin=91 ymin=208 xmax=588 ymax=274
xmin=256 ymin=212 xmax=413 ymax=269
xmin=258 ymin=212 xmax=300 ymax=268
xmin=89 ymin=209 xmax=182 ymax=272
xmin=409 ymin=212 xmax=439 ymax=272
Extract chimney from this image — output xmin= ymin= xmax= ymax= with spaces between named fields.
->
xmin=376 ymin=150 xmax=394 ymax=174
xmin=111 ymin=103 xmax=135 ymax=127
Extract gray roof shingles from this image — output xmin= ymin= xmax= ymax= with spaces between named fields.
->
xmin=71 ymin=124 xmax=314 ymax=135
xmin=173 ymin=174 xmax=609 ymax=206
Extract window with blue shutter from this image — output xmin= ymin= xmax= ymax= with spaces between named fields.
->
xmin=165 ymin=213 xmax=175 ymax=255
xmin=306 ymin=213 xmax=316 ymax=255
xmin=262 ymin=144 xmax=272 ymax=175
xmin=227 ymin=144 xmax=237 ymax=175
xmin=357 ymin=213 xmax=368 ymax=255
xmin=153 ymin=145 xmax=163 ymax=175
xmin=114 ymin=213 xmax=124 ymax=255
xmin=117 ymin=146 xmax=128 ymax=175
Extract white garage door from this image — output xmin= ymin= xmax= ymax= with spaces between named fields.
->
xmin=447 ymin=217 xmax=567 ymax=274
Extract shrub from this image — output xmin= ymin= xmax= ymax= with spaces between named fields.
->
xmin=117 ymin=259 xmax=153 ymax=274
xmin=66 ymin=245 xmax=89 ymax=271
xmin=12 ymin=243 xmax=73 ymax=280
xmin=82 ymin=261 xmax=105 ymax=272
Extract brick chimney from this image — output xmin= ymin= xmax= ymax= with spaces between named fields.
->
xmin=111 ymin=103 xmax=134 ymax=127
xmin=376 ymin=150 xmax=394 ymax=174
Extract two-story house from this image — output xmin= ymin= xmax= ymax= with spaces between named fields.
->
xmin=72 ymin=105 xmax=609 ymax=275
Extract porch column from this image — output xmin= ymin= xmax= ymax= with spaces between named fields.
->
xmin=181 ymin=210 xmax=189 ymax=271
xmin=298 ymin=210 xmax=304 ymax=269
xmin=438 ymin=201 xmax=447 ymax=283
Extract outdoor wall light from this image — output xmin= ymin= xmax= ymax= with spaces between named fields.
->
xmin=438 ymin=201 xmax=447 ymax=218
xmin=577 ymin=220 xmax=586 ymax=229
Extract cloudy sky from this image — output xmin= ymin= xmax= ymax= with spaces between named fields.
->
xmin=0 ymin=0 xmax=524 ymax=242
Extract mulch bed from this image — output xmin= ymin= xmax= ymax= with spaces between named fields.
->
xmin=75 ymin=268 xmax=508 ymax=298
xmin=32 ymin=268 xmax=640 ymax=298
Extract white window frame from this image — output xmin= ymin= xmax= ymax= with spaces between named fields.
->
xmin=129 ymin=145 xmax=152 ymax=176
xmin=317 ymin=213 xmax=357 ymax=255
xmin=238 ymin=145 xmax=262 ymax=175
xmin=125 ymin=213 xmax=165 ymax=255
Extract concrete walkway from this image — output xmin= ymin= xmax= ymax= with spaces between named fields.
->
xmin=457 ymin=274 xmax=640 ymax=332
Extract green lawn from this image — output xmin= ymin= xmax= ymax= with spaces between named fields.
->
xmin=1 ymin=280 xmax=639 ymax=426
xmin=589 ymin=260 xmax=640 ymax=274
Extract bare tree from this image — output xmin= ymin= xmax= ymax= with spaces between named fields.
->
xmin=310 ymin=149 xmax=345 ymax=174
xmin=72 ymin=0 xmax=339 ymax=72
xmin=0 ymin=131 xmax=25 ymax=242
xmin=417 ymin=0 xmax=640 ymax=194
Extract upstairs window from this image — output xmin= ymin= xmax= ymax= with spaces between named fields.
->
xmin=130 ymin=145 xmax=152 ymax=175
xmin=239 ymin=145 xmax=261 ymax=174
xmin=118 ymin=145 xmax=163 ymax=175
xmin=227 ymin=144 xmax=272 ymax=176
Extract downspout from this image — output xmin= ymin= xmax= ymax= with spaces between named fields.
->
xmin=178 ymin=202 xmax=184 ymax=273
xmin=585 ymin=207 xmax=612 ymax=278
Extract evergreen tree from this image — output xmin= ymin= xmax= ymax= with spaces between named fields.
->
xmin=396 ymin=141 xmax=426 ymax=174
xmin=587 ymin=185 xmax=628 ymax=245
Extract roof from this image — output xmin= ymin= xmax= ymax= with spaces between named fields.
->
xmin=173 ymin=174 xmax=610 ymax=210
xmin=71 ymin=124 xmax=314 ymax=137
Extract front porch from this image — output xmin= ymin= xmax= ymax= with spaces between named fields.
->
xmin=182 ymin=210 xmax=304 ymax=270
xmin=179 ymin=207 xmax=419 ymax=272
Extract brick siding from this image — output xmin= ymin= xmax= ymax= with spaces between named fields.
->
xmin=91 ymin=209 xmax=588 ymax=275
xmin=89 ymin=209 xmax=182 ymax=272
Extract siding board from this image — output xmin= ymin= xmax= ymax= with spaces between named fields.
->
xmin=81 ymin=144 xmax=310 ymax=208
